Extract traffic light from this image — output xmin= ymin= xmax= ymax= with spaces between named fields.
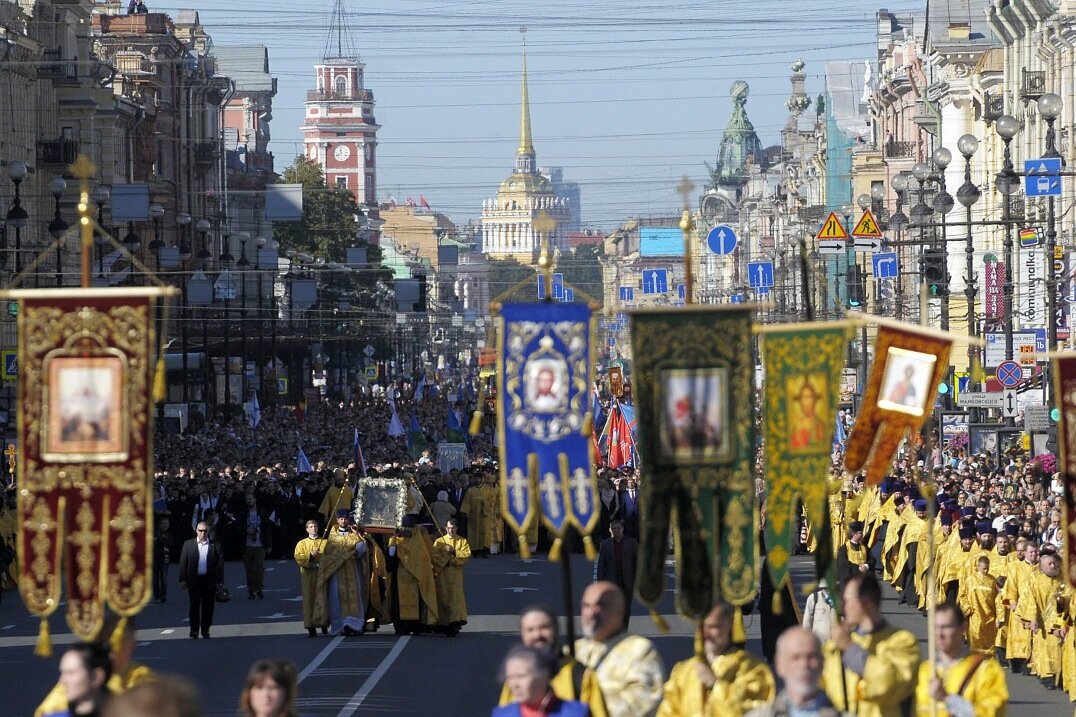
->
xmin=922 ymin=247 xmax=948 ymax=296
xmin=846 ymin=264 xmax=865 ymax=306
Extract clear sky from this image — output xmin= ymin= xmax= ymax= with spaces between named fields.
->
xmin=157 ymin=0 xmax=922 ymax=230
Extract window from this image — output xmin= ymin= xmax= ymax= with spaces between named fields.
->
xmin=336 ymin=176 xmax=348 ymax=189
xmin=334 ymin=76 xmax=346 ymax=95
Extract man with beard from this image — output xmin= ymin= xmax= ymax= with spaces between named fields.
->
xmin=575 ymin=581 xmax=664 ymax=717
xmin=312 ymin=510 xmax=366 ymax=636
xmin=497 ymin=605 xmax=608 ymax=717
xmin=914 ymin=602 xmax=1008 ymax=716
xmin=657 ymin=601 xmax=775 ymax=717
xmin=1001 ymin=541 xmax=1039 ymax=674
xmin=991 ymin=522 xmax=1019 ymax=666
xmin=1022 ymin=549 xmax=1063 ymax=689
xmin=386 ymin=516 xmax=439 ymax=635
xmin=745 ymin=628 xmax=840 ymax=717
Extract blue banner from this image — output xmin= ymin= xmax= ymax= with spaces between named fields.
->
xmin=497 ymin=302 xmax=597 ymax=559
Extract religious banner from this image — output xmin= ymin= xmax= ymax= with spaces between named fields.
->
xmin=843 ymin=317 xmax=954 ymax=486
xmin=1050 ymin=352 xmax=1076 ymax=589
xmin=760 ymin=322 xmax=849 ymax=601
xmin=496 ymin=302 xmax=596 ymax=560
xmin=6 ymin=287 xmax=175 ymax=652
xmin=631 ymin=306 xmax=756 ymax=619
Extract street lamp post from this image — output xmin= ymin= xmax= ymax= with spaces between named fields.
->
xmin=196 ymin=219 xmax=211 ymax=406
xmin=1038 ymin=93 xmax=1064 ymax=364
xmin=148 ymin=203 xmax=165 ymax=274
xmin=6 ymin=162 xmax=28 ymax=277
xmin=92 ymin=184 xmax=110 ymax=280
xmin=220 ymin=232 xmax=235 ymax=407
xmin=236 ymin=232 xmax=250 ymax=402
xmin=889 ymin=173 xmax=910 ymax=320
xmin=956 ymin=134 xmax=982 ymax=402
xmin=995 ymin=114 xmax=1020 ymax=363
xmin=178 ymin=224 xmax=192 ymax=404
xmin=48 ymin=177 xmax=68 ymax=287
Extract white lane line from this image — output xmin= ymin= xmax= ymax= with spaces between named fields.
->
xmin=297 ymin=636 xmax=345 ymax=683
xmin=335 ymin=636 xmax=410 ymax=717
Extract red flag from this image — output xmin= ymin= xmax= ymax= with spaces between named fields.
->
xmin=419 ymin=195 xmax=430 ymax=209
xmin=604 ymin=403 xmax=636 ymax=469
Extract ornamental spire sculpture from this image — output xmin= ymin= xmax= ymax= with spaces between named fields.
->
xmin=706 ymin=80 xmax=764 ymax=189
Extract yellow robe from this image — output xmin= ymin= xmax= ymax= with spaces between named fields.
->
xmin=957 ymin=571 xmax=998 ymax=654
xmin=36 ymin=663 xmax=155 ymax=717
xmin=499 ymin=657 xmax=610 ymax=717
xmin=1059 ymin=584 xmax=1076 ymax=701
xmin=893 ymin=513 xmax=926 ymax=590
xmin=0 ymin=508 xmax=16 ymax=589
xmin=880 ymin=510 xmax=908 ymax=585
xmin=486 ymin=483 xmax=504 ymax=548
xmin=312 ymin=529 xmax=361 ymax=627
xmin=656 ymin=649 xmax=776 ymax=717
xmin=914 ymin=523 xmax=945 ymax=610
xmin=432 ymin=534 xmax=471 ymax=625
xmin=388 ymin=528 xmax=439 ymax=624
xmin=317 ymin=485 xmax=354 ymax=522
xmin=1020 ymin=570 xmax=1062 ymax=680
xmin=576 ymin=633 xmax=665 ymax=717
xmin=461 ymin=488 xmax=488 ymax=551
xmin=823 ymin=625 xmax=921 ymax=717
xmin=1002 ymin=560 xmax=1034 ymax=661
xmin=914 ymin=654 xmax=1009 ymax=716
xmin=294 ymin=535 xmax=328 ymax=628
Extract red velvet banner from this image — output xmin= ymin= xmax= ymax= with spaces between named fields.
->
xmin=1053 ymin=353 xmax=1076 ymax=590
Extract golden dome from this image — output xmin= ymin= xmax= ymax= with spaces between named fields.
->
xmin=499 ymin=171 xmax=552 ymax=195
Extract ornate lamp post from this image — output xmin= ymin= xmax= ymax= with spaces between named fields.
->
xmin=6 ymin=161 xmax=28 ymax=276
xmin=956 ymin=134 xmax=982 ymax=396
xmin=994 ymin=114 xmax=1020 ymax=363
xmin=148 ymin=203 xmax=165 ymax=273
xmin=92 ymin=184 xmax=110 ymax=280
xmin=48 ymin=177 xmax=68 ymax=286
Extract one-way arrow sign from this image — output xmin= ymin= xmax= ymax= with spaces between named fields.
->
xmin=818 ymin=239 xmax=845 ymax=255
xmin=853 ymin=237 xmax=884 ymax=252
xmin=1002 ymin=389 xmax=1018 ymax=418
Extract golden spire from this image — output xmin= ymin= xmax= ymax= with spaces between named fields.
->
xmin=517 ymin=27 xmax=534 ymax=158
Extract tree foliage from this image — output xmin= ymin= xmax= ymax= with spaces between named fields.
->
xmin=486 ymin=242 xmax=606 ymax=306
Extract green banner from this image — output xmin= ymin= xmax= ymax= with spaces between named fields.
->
xmin=760 ymin=323 xmax=849 ymax=599
xmin=631 ymin=306 xmax=757 ymax=617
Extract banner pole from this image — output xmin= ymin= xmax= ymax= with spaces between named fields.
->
xmin=70 ymin=154 xmax=96 ymax=289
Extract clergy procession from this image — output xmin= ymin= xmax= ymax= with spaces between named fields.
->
xmin=0 ymin=161 xmax=1074 ymax=716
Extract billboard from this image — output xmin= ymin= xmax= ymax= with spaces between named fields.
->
xmin=639 ymin=227 xmax=684 ymax=257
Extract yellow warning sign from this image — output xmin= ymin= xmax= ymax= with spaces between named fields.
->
xmin=851 ymin=209 xmax=883 ymax=238
xmin=816 ymin=211 xmax=849 ymax=240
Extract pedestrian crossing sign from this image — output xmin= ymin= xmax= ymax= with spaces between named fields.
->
xmin=816 ymin=212 xmax=849 ymax=240
xmin=364 ymin=365 xmax=378 ymax=380
xmin=851 ymin=209 xmax=883 ymax=238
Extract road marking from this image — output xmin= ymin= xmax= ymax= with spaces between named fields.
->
xmin=160 ymin=629 xmax=175 ymax=635
xmin=298 ymin=635 xmax=345 ymax=683
xmin=336 ymin=636 xmax=410 ymax=717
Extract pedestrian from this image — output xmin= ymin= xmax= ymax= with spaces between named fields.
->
xmin=575 ymin=581 xmax=664 ymax=717
xmin=657 ymin=600 xmax=775 ymax=716
xmin=594 ymin=519 xmax=637 ymax=630
xmin=241 ymin=493 xmax=271 ymax=599
xmin=293 ymin=518 xmax=328 ymax=637
xmin=745 ymin=627 xmax=846 ymax=717
xmin=152 ymin=515 xmax=173 ymax=603
xmin=178 ymin=521 xmax=225 ymax=639
xmin=238 ymin=658 xmax=298 ymax=717
xmin=493 ymin=644 xmax=590 ymax=717
xmin=802 ymin=579 xmax=836 ymax=646
xmin=432 ymin=517 xmax=471 ymax=636
xmin=914 ymin=602 xmax=1009 ymax=716
xmin=430 ymin=490 xmax=456 ymax=531
xmin=38 ymin=642 xmax=112 ymax=717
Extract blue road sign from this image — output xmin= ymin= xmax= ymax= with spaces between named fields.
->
xmin=552 ymin=273 xmax=564 ymax=300
xmin=872 ymin=252 xmax=899 ymax=279
xmin=1025 ymin=158 xmax=1062 ymax=197
xmin=757 ymin=286 xmax=770 ymax=296
xmin=996 ymin=360 xmax=1022 ymax=388
xmin=706 ymin=224 xmax=738 ymax=255
xmin=563 ymin=288 xmax=574 ymax=302
xmin=747 ymin=261 xmax=774 ymax=289
xmin=607 ymin=337 xmax=616 ymax=347
xmin=1 ymin=350 xmax=16 ymax=381
xmin=619 ymin=286 xmax=634 ymax=302
xmin=642 ymin=269 xmax=669 ymax=294
xmin=729 ymin=293 xmax=745 ymax=304
xmin=677 ymin=283 xmax=686 ymax=300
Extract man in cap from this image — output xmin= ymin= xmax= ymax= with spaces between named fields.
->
xmin=894 ymin=499 xmax=928 ymax=606
xmin=836 ymin=521 xmax=872 ymax=592
xmin=939 ymin=524 xmax=976 ymax=604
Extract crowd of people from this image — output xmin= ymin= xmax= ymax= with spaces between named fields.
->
xmin=3 ymin=379 xmax=1073 ymax=716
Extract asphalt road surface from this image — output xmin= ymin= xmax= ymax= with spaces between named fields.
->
xmin=0 ymin=553 xmax=1070 ymax=715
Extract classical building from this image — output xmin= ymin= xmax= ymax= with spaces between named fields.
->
xmin=480 ymin=41 xmax=570 ymax=263
xmin=301 ymin=0 xmax=380 ymax=235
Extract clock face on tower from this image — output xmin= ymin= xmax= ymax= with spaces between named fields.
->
xmin=333 ymin=145 xmax=351 ymax=161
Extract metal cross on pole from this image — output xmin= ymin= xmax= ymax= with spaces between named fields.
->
xmin=676 ymin=175 xmax=695 ymax=304
xmin=534 ymin=209 xmax=558 ymax=303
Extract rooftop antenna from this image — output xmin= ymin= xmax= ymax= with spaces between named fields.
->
xmin=324 ymin=0 xmax=357 ymax=60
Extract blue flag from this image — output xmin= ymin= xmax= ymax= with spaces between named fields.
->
xmin=833 ymin=412 xmax=847 ymax=447
xmin=297 ymin=446 xmax=313 ymax=474
xmin=407 ymin=413 xmax=427 ymax=459
xmin=354 ymin=428 xmax=367 ymax=477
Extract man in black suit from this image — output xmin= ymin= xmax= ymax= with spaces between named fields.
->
xmin=178 ymin=521 xmax=224 ymax=639
xmin=594 ymin=518 xmax=638 ymax=629
xmin=617 ymin=475 xmax=640 ymax=539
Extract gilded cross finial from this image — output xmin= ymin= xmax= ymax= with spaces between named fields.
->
xmin=676 ymin=175 xmax=695 ymax=210
xmin=676 ymin=176 xmax=696 ymax=304
xmin=70 ymin=154 xmax=98 ymax=288
xmin=535 ymin=210 xmax=558 ymax=301
xmin=69 ymin=154 xmax=96 ymax=181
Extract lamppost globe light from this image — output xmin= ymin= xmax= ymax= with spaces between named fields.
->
xmin=912 ymin=162 xmax=931 ymax=181
xmin=995 ymin=114 xmax=1019 ymax=140
xmin=150 ymin=203 xmax=165 ymax=220
xmin=1038 ymin=93 xmax=1063 ymax=120
xmin=92 ymin=184 xmax=110 ymax=206
xmin=49 ymin=176 xmax=67 ymax=198
xmin=957 ymin=181 xmax=981 ymax=208
xmin=932 ymin=147 xmax=953 ymax=169
xmin=856 ymin=193 xmax=871 ymax=210
xmin=7 ymin=160 xmax=27 ymax=182
xmin=195 ymin=218 xmax=210 ymax=233
xmin=840 ymin=204 xmax=852 ymax=217
xmin=255 ymin=235 xmax=267 ymax=248
xmin=176 ymin=212 xmax=191 ymax=227
xmin=870 ymin=183 xmax=885 ymax=201
xmin=891 ymin=173 xmax=908 ymax=192
xmin=957 ymin=134 xmax=979 ymax=158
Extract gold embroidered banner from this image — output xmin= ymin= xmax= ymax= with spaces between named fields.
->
xmin=1051 ymin=352 xmax=1076 ymax=589
xmin=760 ymin=322 xmax=849 ymax=596
xmin=843 ymin=320 xmax=953 ymax=486
xmin=7 ymin=287 xmax=175 ymax=647
xmin=631 ymin=306 xmax=757 ymax=618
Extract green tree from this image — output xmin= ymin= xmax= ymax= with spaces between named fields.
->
xmin=488 ymin=256 xmax=537 ymax=303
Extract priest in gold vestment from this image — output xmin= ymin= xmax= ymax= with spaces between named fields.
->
xmin=914 ymin=602 xmax=1008 ymax=716
xmin=657 ymin=601 xmax=775 ymax=717
xmin=387 ymin=517 xmax=439 ymax=634
xmin=294 ymin=518 xmax=328 ymax=636
xmin=432 ymin=518 xmax=471 ymax=636
xmin=313 ymin=510 xmax=366 ymax=636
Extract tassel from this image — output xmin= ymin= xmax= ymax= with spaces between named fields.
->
xmin=693 ymin=620 xmax=705 ymax=659
xmin=110 ymin=616 xmax=128 ymax=653
xmin=772 ymin=590 xmax=784 ymax=615
xmin=152 ymin=358 xmax=166 ymax=402
xmin=518 ymin=534 xmax=531 ymax=560
xmin=649 ymin=608 xmax=670 ymax=634
xmin=469 ymin=410 xmax=484 ymax=436
xmin=580 ymin=414 xmax=592 ymax=436
xmin=35 ymin=618 xmax=52 ymax=658
xmin=548 ymin=537 xmax=562 ymax=562
xmin=582 ymin=534 xmax=598 ymax=561
xmin=731 ymin=607 xmax=746 ymax=645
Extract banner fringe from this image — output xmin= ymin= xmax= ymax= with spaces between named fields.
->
xmin=582 ymin=535 xmax=598 ymax=561
xmin=649 ymin=608 xmax=670 ymax=634
xmin=469 ymin=410 xmax=483 ymax=436
xmin=35 ymin=618 xmax=52 ymax=658
xmin=548 ymin=537 xmax=562 ymax=562
xmin=732 ymin=607 xmax=746 ymax=645
xmin=517 ymin=535 xmax=531 ymax=560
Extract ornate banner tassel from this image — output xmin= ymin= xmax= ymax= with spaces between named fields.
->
xmin=110 ymin=616 xmax=128 ymax=652
xmin=548 ymin=537 xmax=562 ymax=562
xmin=649 ymin=608 xmax=670 ymax=634
xmin=517 ymin=536 xmax=531 ymax=560
xmin=152 ymin=358 xmax=166 ymax=402
xmin=35 ymin=618 xmax=52 ymax=658
xmin=582 ymin=534 xmax=598 ymax=561
xmin=469 ymin=410 xmax=484 ymax=436
xmin=731 ymin=607 xmax=746 ymax=645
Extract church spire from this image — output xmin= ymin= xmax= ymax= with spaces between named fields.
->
xmin=516 ymin=28 xmax=536 ymax=174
